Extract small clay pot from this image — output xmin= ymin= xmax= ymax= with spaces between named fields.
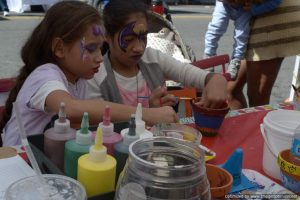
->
xmin=278 ymin=149 xmax=300 ymax=195
xmin=206 ymin=163 xmax=233 ymax=198
xmin=191 ymin=97 xmax=229 ymax=137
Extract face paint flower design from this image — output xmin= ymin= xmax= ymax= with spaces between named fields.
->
xmin=80 ymin=37 xmax=87 ymax=61
xmin=118 ymin=20 xmax=148 ymax=51
xmin=92 ymin=24 xmax=105 ymax=36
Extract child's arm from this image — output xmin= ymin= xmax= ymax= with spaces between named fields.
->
xmin=197 ymin=73 xmax=228 ymax=108
xmin=148 ymin=48 xmax=228 ymax=108
xmin=45 ymin=90 xmax=178 ymax=126
xmin=251 ymin=0 xmax=282 ymax=16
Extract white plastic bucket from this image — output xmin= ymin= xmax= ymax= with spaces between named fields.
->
xmin=260 ymin=110 xmax=300 ymax=180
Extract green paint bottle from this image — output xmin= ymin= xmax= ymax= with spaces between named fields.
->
xmin=64 ymin=112 xmax=93 ymax=179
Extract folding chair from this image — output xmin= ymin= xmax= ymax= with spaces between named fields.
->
xmin=168 ymin=54 xmax=230 ymax=117
xmin=0 ymin=77 xmax=16 ymax=112
xmin=192 ymin=54 xmax=231 ymax=81
xmin=0 ymin=77 xmax=16 ymax=93
xmin=0 ymin=77 xmax=16 ymax=146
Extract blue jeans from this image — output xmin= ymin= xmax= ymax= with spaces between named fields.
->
xmin=204 ymin=1 xmax=251 ymax=60
xmin=0 ymin=0 xmax=8 ymax=11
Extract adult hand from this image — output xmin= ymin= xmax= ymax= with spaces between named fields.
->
xmin=143 ymin=106 xmax=178 ymax=126
xmin=197 ymin=73 xmax=228 ymax=108
xmin=149 ymin=86 xmax=178 ymax=107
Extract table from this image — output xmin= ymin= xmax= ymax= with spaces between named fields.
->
xmin=181 ymin=102 xmax=294 ymax=182
xmin=17 ymin=104 xmax=298 ymax=199
xmin=203 ymin=110 xmax=268 ymax=174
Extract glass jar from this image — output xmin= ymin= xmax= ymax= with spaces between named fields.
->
xmin=115 ymin=137 xmax=211 ymax=200
xmin=5 ymin=174 xmax=86 ymax=200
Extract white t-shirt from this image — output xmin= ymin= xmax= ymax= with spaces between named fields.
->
xmin=29 ymin=80 xmax=68 ymax=112
xmin=114 ymin=70 xmax=151 ymax=107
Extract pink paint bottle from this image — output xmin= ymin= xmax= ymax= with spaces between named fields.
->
xmin=97 ymin=105 xmax=123 ymax=155
xmin=44 ymin=102 xmax=76 ymax=170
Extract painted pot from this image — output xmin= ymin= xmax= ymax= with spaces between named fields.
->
xmin=191 ymin=97 xmax=229 ymax=137
xmin=206 ymin=163 xmax=233 ymax=198
xmin=277 ymin=149 xmax=300 ymax=195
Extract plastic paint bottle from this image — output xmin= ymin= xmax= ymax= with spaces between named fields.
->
xmin=291 ymin=124 xmax=300 ymax=166
xmin=114 ymin=114 xmax=139 ymax=177
xmin=77 ymin=127 xmax=116 ymax=197
xmin=99 ymin=105 xmax=123 ymax=155
xmin=64 ymin=112 xmax=93 ymax=179
xmin=121 ymin=103 xmax=153 ymax=139
xmin=44 ymin=102 xmax=76 ymax=170
xmin=221 ymin=148 xmax=243 ymax=186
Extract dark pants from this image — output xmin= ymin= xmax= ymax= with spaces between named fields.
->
xmin=0 ymin=0 xmax=9 ymax=11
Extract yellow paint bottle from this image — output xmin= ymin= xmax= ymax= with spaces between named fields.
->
xmin=77 ymin=127 xmax=116 ymax=197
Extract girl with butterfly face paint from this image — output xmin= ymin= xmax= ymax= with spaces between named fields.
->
xmin=87 ymin=0 xmax=228 ymax=110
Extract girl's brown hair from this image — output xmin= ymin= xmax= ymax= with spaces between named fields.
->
xmin=103 ymin=0 xmax=149 ymax=37
xmin=0 ymin=1 xmax=102 ymax=140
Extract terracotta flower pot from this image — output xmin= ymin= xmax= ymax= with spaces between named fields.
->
xmin=277 ymin=149 xmax=300 ymax=195
xmin=191 ymin=97 xmax=229 ymax=137
xmin=206 ymin=163 xmax=233 ymax=198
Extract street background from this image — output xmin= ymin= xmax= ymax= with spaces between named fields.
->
xmin=0 ymin=4 xmax=296 ymax=106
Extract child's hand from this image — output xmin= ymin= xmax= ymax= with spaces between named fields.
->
xmin=143 ymin=106 xmax=178 ymax=126
xmin=149 ymin=86 xmax=177 ymax=107
xmin=199 ymin=74 xmax=228 ymax=108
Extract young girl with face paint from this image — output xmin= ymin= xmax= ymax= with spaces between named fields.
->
xmin=87 ymin=0 xmax=228 ymax=109
xmin=1 ymin=1 xmax=177 ymax=146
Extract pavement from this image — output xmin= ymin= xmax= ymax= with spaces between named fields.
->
xmin=0 ymin=13 xmax=43 ymax=79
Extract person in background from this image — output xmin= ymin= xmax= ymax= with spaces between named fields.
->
xmin=0 ymin=0 xmax=9 ymax=16
xmin=0 ymin=1 xmax=177 ymax=146
xmin=204 ymin=0 xmax=282 ymax=81
xmin=228 ymin=0 xmax=300 ymax=109
xmin=87 ymin=0 xmax=228 ymax=109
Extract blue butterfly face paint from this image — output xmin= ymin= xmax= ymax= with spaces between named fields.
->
xmin=118 ymin=21 xmax=148 ymax=52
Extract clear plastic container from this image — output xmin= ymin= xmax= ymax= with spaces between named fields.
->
xmin=5 ymin=174 xmax=86 ymax=200
xmin=115 ymin=137 xmax=211 ymax=200
xmin=150 ymin=123 xmax=202 ymax=144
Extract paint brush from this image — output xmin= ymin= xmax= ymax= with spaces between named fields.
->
xmin=138 ymin=96 xmax=193 ymax=101
xmin=138 ymin=96 xmax=192 ymax=100
xmin=177 ymin=97 xmax=193 ymax=101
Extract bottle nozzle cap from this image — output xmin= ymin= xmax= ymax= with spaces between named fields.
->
xmin=54 ymin=102 xmax=70 ymax=133
xmin=89 ymin=127 xmax=107 ymax=162
xmin=135 ymin=103 xmax=142 ymax=121
xmin=75 ymin=112 xmax=92 ymax=144
xmin=103 ymin=105 xmax=111 ymax=126
xmin=80 ymin=112 xmax=89 ymax=134
xmin=135 ymin=103 xmax=146 ymax=133
xmin=58 ymin=102 xmax=66 ymax=123
xmin=128 ymin=114 xmax=136 ymax=136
